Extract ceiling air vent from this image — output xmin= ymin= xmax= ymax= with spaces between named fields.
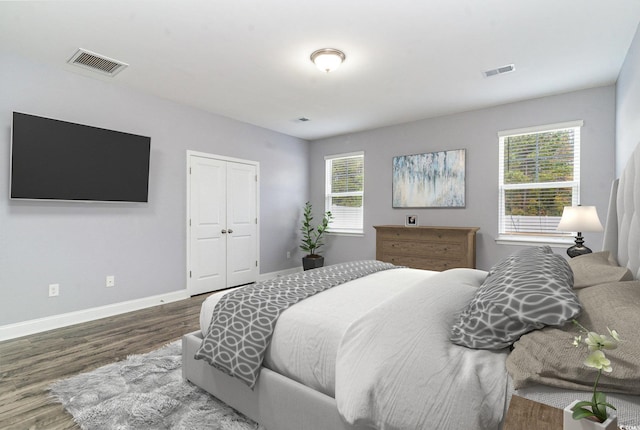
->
xmin=483 ymin=64 xmax=515 ymax=78
xmin=67 ymin=48 xmax=128 ymax=77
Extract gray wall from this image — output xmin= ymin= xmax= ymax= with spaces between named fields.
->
xmin=2 ymin=41 xmax=627 ymax=328
xmin=0 ymin=53 xmax=308 ymax=326
xmin=309 ymin=86 xmax=616 ymax=271
xmin=617 ymin=24 xmax=640 ymax=175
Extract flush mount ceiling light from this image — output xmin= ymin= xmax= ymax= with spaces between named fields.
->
xmin=310 ymin=48 xmax=346 ymax=73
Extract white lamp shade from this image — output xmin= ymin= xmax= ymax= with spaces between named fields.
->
xmin=310 ymin=49 xmax=345 ymax=73
xmin=557 ymin=206 xmax=604 ymax=232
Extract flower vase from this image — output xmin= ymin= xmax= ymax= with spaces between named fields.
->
xmin=563 ymin=400 xmax=618 ymax=430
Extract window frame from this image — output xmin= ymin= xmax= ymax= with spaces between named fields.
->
xmin=324 ymin=151 xmax=365 ymax=236
xmin=497 ymin=120 xmax=583 ymax=245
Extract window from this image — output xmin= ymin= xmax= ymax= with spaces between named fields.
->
xmin=498 ymin=121 xmax=582 ymax=242
xmin=325 ymin=152 xmax=364 ymax=234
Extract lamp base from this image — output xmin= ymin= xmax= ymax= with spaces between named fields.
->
xmin=566 ymin=245 xmax=592 ymax=258
xmin=567 ymin=232 xmax=592 ymax=258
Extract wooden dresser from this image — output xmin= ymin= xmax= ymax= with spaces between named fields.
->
xmin=374 ymin=225 xmax=479 ymax=271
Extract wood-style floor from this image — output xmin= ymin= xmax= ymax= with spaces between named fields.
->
xmin=0 ymin=293 xmax=211 ymax=430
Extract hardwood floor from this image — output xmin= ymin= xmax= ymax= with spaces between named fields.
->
xmin=0 ymin=293 xmax=211 ymax=430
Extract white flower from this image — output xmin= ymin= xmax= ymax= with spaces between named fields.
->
xmin=608 ymin=328 xmax=621 ymax=342
xmin=585 ymin=332 xmax=617 ymax=351
xmin=584 ymin=350 xmax=613 ymax=373
xmin=573 ymin=335 xmax=582 ymax=347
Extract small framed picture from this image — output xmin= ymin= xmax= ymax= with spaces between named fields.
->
xmin=405 ymin=215 xmax=418 ymax=227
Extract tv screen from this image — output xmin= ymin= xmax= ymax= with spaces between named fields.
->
xmin=10 ymin=112 xmax=151 ymax=202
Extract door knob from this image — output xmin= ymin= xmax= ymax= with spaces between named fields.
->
xmin=221 ymin=229 xmax=227 ymax=234
xmin=228 ymin=229 xmax=234 ymax=234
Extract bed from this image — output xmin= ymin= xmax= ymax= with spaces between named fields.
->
xmin=182 ymin=146 xmax=640 ymax=430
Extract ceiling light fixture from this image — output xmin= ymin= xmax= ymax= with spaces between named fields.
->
xmin=310 ymin=48 xmax=345 ymax=73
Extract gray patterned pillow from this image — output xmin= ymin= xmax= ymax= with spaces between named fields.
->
xmin=450 ymin=246 xmax=581 ymax=349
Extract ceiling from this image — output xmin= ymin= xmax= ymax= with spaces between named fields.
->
xmin=2 ymin=1 xmax=640 ymax=141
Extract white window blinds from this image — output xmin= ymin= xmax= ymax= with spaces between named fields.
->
xmin=498 ymin=121 xmax=582 ymax=240
xmin=325 ymin=152 xmax=364 ymax=234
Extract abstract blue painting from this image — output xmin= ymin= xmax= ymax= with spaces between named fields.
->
xmin=392 ymin=149 xmax=466 ymax=208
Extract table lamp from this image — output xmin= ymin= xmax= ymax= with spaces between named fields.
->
xmin=556 ymin=205 xmax=604 ymax=258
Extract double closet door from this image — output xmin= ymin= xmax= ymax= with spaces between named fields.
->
xmin=187 ymin=152 xmax=259 ymax=296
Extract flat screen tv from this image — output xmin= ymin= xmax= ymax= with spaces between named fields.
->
xmin=10 ymin=112 xmax=151 ymax=202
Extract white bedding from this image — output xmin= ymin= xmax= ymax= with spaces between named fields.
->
xmin=200 ymin=267 xmax=440 ymax=396
xmin=200 ymin=267 xmax=510 ymax=430
xmin=336 ymin=268 xmax=508 ymax=430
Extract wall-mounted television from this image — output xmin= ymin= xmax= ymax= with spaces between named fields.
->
xmin=10 ymin=112 xmax=151 ymax=202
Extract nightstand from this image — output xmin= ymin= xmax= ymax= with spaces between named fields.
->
xmin=503 ymin=395 xmax=563 ymax=430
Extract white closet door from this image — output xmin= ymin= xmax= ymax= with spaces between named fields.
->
xmin=188 ymin=152 xmax=259 ymax=296
xmin=226 ymin=162 xmax=258 ymax=287
xmin=189 ymin=156 xmax=227 ymax=295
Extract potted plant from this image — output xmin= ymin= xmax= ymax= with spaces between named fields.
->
xmin=563 ymin=320 xmax=620 ymax=430
xmin=300 ymin=201 xmax=333 ymax=270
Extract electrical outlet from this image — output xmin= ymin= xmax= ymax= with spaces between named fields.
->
xmin=49 ymin=284 xmax=59 ymax=297
xmin=286 ymin=251 xmax=291 ymax=259
xmin=106 ymin=275 xmax=115 ymax=287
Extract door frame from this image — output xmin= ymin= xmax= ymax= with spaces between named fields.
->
xmin=186 ymin=150 xmax=260 ymax=295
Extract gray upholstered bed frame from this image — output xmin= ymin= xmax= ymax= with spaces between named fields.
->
xmin=183 ymin=145 xmax=640 ymax=430
xmin=182 ymin=331 xmax=363 ymax=430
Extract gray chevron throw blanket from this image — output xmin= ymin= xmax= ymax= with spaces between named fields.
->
xmin=195 ymin=260 xmax=398 ymax=388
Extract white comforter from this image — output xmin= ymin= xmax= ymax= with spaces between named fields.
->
xmin=200 ymin=267 xmax=437 ymax=396
xmin=336 ymin=268 xmax=509 ymax=430
xmin=200 ymin=267 xmax=509 ymax=430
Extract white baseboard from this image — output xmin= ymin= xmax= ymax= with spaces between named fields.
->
xmin=258 ymin=266 xmax=302 ymax=281
xmin=1 ymin=267 xmax=304 ymax=342
xmin=0 ymin=290 xmax=190 ymax=342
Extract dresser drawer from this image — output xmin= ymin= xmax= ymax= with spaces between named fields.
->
xmin=380 ymin=255 xmax=466 ymax=271
xmin=379 ymin=240 xmax=463 ymax=257
xmin=377 ymin=227 xmax=470 ymax=242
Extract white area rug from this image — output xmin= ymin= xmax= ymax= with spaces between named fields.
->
xmin=49 ymin=341 xmax=265 ymax=430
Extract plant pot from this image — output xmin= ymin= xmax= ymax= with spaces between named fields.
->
xmin=563 ymin=400 xmax=618 ymax=430
xmin=302 ymin=255 xmax=324 ymax=271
